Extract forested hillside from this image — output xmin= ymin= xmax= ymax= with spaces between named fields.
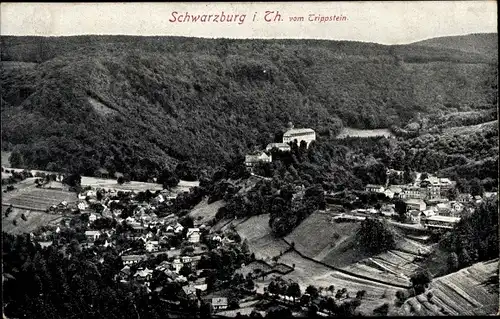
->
xmin=1 ymin=35 xmax=497 ymax=179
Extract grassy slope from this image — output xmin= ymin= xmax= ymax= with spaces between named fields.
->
xmin=1 ymin=35 xmax=497 ymax=175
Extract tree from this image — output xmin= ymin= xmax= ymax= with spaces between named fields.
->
xmin=447 ymin=252 xmax=459 ymax=272
xmin=179 ymin=265 xmax=192 ymax=277
xmin=394 ymin=200 xmax=407 ymax=222
xmin=306 ymin=285 xmax=319 ymax=299
xmin=420 ymin=173 xmax=428 ymax=181
xmin=373 ymin=303 xmax=389 ymax=316
xmin=356 ymin=290 xmax=366 ymax=299
xmin=410 ymin=270 xmax=432 ymax=294
xmin=117 ymin=176 xmax=125 ymax=185
xmin=286 ymin=282 xmax=301 ymax=303
xmin=458 ymin=248 xmax=472 ymax=267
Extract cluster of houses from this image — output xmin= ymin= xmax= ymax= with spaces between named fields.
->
xmin=364 ymin=171 xmax=497 ymax=230
xmin=245 ymin=126 xmax=316 ymax=169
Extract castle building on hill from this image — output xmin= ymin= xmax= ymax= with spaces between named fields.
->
xmin=283 ymin=128 xmax=316 ymax=148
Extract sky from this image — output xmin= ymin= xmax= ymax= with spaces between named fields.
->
xmin=0 ymin=2 xmax=497 ymax=44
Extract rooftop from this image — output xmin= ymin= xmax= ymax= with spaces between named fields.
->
xmin=283 ymin=128 xmax=315 ymax=136
xmin=425 ymin=215 xmax=461 ymax=223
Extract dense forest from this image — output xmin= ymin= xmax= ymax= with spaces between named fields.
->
xmin=1 ymin=34 xmax=497 ymax=179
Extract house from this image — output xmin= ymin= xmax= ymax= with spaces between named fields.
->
xmin=365 ymin=184 xmax=385 ymax=193
xmin=121 ymin=254 xmax=146 ymax=266
xmin=457 ymin=193 xmax=474 ymax=203
xmin=172 ymin=258 xmax=183 ymax=273
xmin=166 ymin=225 xmax=174 ymax=232
xmin=383 ymin=189 xmax=395 ymax=199
xmin=438 ymin=178 xmax=454 ymax=190
xmin=89 ymin=213 xmax=98 ymax=222
xmin=402 ymin=186 xmax=423 ymax=199
xmin=119 ymin=265 xmax=132 ymax=281
xmin=266 ymin=143 xmax=291 ymax=152
xmin=77 ymin=201 xmax=89 ymax=210
xmin=245 ymin=151 xmax=272 ymax=167
xmin=388 ymin=186 xmax=403 ymax=198
xmin=407 ymin=210 xmax=421 ymax=224
xmin=424 ymin=215 xmax=461 ymax=230
xmin=474 ymin=195 xmax=483 ymax=203
xmin=483 ymin=192 xmax=498 ymax=200
xmin=212 ymin=235 xmax=222 ymax=242
xmin=436 ymin=203 xmax=451 ymax=216
xmin=85 ymin=230 xmax=101 ymax=242
xmin=211 ymin=297 xmax=228 ymax=310
xmin=404 ymin=199 xmax=426 ymax=211
xmin=186 ymin=228 xmax=200 ymax=243
xmin=134 ymin=268 xmax=154 ymax=285
xmin=194 ymin=277 xmax=208 ymax=291
xmin=174 ymin=223 xmax=184 ymax=234
xmin=282 ymin=127 xmax=316 ymax=148
xmin=420 ymin=210 xmax=436 ymax=219
xmin=38 ymin=241 xmax=53 ymax=248
xmin=421 ymin=185 xmax=441 ymax=200
xmin=145 ymin=240 xmax=159 ymax=252
xmin=182 ymin=285 xmax=198 ymax=300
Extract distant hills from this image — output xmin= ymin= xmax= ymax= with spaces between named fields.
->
xmin=410 ymin=33 xmax=498 ymax=58
xmin=1 ymin=33 xmax=497 ymax=178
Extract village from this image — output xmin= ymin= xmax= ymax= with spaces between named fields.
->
xmin=2 ymin=125 xmax=498 ymax=317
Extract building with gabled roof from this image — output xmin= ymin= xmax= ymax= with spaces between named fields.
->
xmin=283 ymin=128 xmax=316 ymax=148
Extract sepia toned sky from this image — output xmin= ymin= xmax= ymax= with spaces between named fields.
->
xmin=0 ymin=1 xmax=497 ymax=44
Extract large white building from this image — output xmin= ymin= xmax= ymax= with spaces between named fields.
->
xmin=283 ymin=128 xmax=316 ymax=148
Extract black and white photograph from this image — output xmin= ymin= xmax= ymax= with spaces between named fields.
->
xmin=1 ymin=1 xmax=498 ymax=318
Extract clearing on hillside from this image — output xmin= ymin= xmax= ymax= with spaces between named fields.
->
xmin=1 ymin=151 xmax=11 ymax=167
xmin=285 ymin=211 xmax=366 ymax=267
xmin=286 ymin=211 xmax=435 ymax=287
xmin=188 ymin=199 xmax=225 ymax=226
xmin=2 ymin=207 xmax=63 ymax=234
xmin=399 ymin=259 xmax=499 ymax=316
xmin=234 ymin=214 xmax=290 ymax=262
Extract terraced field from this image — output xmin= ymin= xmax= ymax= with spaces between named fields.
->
xmin=399 ymin=259 xmax=499 ymax=316
xmin=3 ymin=188 xmax=77 ymax=211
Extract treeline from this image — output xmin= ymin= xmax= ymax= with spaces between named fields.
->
xmin=441 ymin=198 xmax=498 ymax=273
xmin=2 ymin=35 xmax=497 ymax=178
xmin=2 ymin=233 xmax=170 ymax=319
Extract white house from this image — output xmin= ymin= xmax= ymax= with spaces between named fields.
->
xmin=78 ymin=201 xmax=89 ymax=211
xmin=172 ymin=258 xmax=183 ymax=273
xmin=211 ymin=297 xmax=228 ymax=310
xmin=245 ymin=151 xmax=272 ymax=167
xmin=174 ymin=224 xmax=184 ymax=234
xmin=186 ymin=228 xmax=200 ymax=243
xmin=404 ymin=199 xmax=426 ymax=211
xmin=145 ymin=240 xmax=159 ymax=252
xmin=89 ymin=213 xmax=98 ymax=222
xmin=85 ymin=230 xmax=101 ymax=242
xmin=265 ymin=143 xmax=291 ymax=152
xmin=365 ymin=184 xmax=385 ymax=193
xmin=282 ymin=128 xmax=316 ymax=148
xmin=121 ymin=255 xmax=146 ymax=266
xmin=383 ymin=189 xmax=395 ymax=199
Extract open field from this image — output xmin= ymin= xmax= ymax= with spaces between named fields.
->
xmin=3 ymin=187 xmax=78 ymax=211
xmin=399 ymin=259 xmax=499 ymax=316
xmin=284 ymin=211 xmax=437 ymax=288
xmin=286 ymin=211 xmax=366 ymax=267
xmin=2 ymin=206 xmax=63 ymax=234
xmin=441 ymin=120 xmax=498 ymax=136
xmin=189 ymin=199 xmax=225 ymax=226
xmin=1 ymin=151 xmax=11 ymax=167
xmin=81 ymin=176 xmax=164 ymax=192
xmin=234 ymin=214 xmax=290 ymax=262
xmin=336 ymin=127 xmax=394 ymax=139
